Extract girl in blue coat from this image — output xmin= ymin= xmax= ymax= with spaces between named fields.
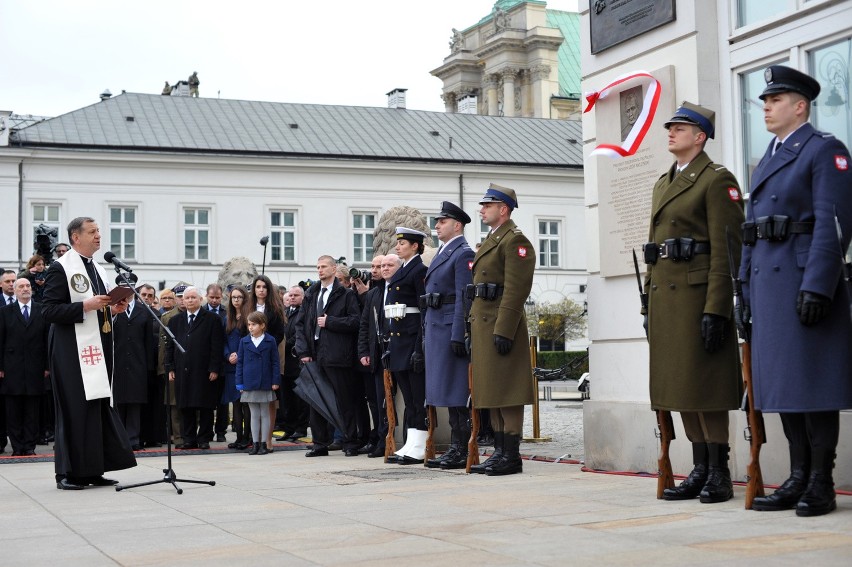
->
xmin=236 ymin=312 xmax=280 ymax=455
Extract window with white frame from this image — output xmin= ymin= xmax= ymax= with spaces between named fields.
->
xmin=479 ymin=219 xmax=490 ymax=245
xmin=810 ymin=38 xmax=852 ymax=149
xmin=32 ymin=204 xmax=60 ymax=247
xmin=352 ymin=212 xmax=376 ymax=263
xmin=270 ymin=210 xmax=296 ymax=262
xmin=538 ymin=219 xmax=561 ymax=268
xmin=741 ymin=63 xmax=788 ymax=189
xmin=736 ymin=0 xmax=790 ymax=28
xmin=109 ymin=206 xmax=137 ymax=260
xmin=183 ymin=207 xmax=210 ymax=261
xmin=425 ymin=214 xmax=440 ymax=248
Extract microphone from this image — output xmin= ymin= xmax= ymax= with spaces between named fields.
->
xmin=103 ymin=251 xmax=134 ymax=273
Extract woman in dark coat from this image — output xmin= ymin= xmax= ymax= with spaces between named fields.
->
xmin=223 ymin=286 xmax=250 ymax=449
xmin=245 ymin=275 xmax=286 ymax=449
xmin=385 ymin=227 xmax=428 ymax=464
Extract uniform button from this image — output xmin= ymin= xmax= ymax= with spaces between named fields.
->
xmin=753 ymin=199 xmax=758 ymax=205
xmin=754 ymin=268 xmax=759 ymax=274
xmin=771 ymin=195 xmax=778 ymax=201
xmin=669 ymin=283 xmax=675 ymax=289
xmin=773 ymin=266 xmax=780 ymax=271
xmin=671 ymin=220 xmax=676 ymax=225
xmin=654 ymin=220 xmax=660 ymax=226
xmin=651 ymin=284 xmax=658 ymax=291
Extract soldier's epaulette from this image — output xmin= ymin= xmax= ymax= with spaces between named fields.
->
xmin=512 ymin=228 xmax=523 ymax=235
xmin=816 ymin=131 xmax=835 ymax=139
xmin=710 ymin=164 xmax=728 ymax=173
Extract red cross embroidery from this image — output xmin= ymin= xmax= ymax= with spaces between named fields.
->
xmin=80 ymin=345 xmax=103 ymax=366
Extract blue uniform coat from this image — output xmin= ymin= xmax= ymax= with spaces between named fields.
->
xmin=236 ymin=333 xmax=281 ymax=392
xmin=424 ymin=237 xmax=474 ymax=407
xmin=741 ymin=123 xmax=852 ymax=411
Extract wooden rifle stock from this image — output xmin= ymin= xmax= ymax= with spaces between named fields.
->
xmin=383 ymin=367 xmax=396 ymax=462
xmin=656 ymin=410 xmax=675 ymax=499
xmin=741 ymin=341 xmax=766 ymax=509
xmin=425 ymin=405 xmax=437 ymax=461
xmin=466 ymin=363 xmax=480 ymax=473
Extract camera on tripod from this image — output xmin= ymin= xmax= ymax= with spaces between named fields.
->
xmin=348 ymin=268 xmax=371 ymax=283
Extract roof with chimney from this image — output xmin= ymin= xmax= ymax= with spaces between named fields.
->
xmin=9 ymin=92 xmax=582 ymax=168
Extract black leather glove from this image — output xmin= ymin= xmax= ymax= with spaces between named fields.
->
xmin=735 ymin=303 xmax=751 ymax=343
xmin=410 ymin=351 xmax=425 ymax=373
xmin=796 ymin=291 xmax=831 ymax=326
xmin=700 ymin=313 xmax=727 ymax=353
xmin=451 ymin=340 xmax=467 ymax=357
xmin=642 ymin=314 xmax=648 ymax=339
xmin=494 ymin=334 xmax=513 ymax=355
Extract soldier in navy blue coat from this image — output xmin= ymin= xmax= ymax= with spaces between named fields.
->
xmin=423 ymin=202 xmax=475 ymax=470
xmin=385 ymin=227 xmax=428 ymax=464
xmin=740 ymin=65 xmax=852 ymax=517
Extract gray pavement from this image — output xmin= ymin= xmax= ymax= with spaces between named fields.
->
xmin=2 ymin=391 xmax=851 ymax=566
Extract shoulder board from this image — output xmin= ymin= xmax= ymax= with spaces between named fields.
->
xmin=512 ymin=228 xmax=523 ymax=234
xmin=816 ymin=131 xmax=836 ymax=139
xmin=711 ymin=165 xmax=728 ymax=172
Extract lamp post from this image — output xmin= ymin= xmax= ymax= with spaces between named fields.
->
xmin=259 ymin=235 xmax=269 ymax=275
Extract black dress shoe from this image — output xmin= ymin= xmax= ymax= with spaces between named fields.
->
xmin=368 ymin=446 xmax=385 ymax=458
xmin=198 ymin=442 xmax=211 ymax=450
xmin=288 ymin=431 xmax=307 ymax=441
xmin=344 ymin=448 xmax=359 ymax=457
xmin=305 ymin=447 xmax=329 ymax=457
xmin=358 ymin=443 xmax=376 ymax=455
xmin=89 ymin=476 xmax=119 ymax=486
xmin=57 ymin=478 xmax=85 ymax=490
xmin=131 ymin=444 xmax=143 ymax=451
xmin=440 ymin=452 xmax=469 ymax=470
xmin=273 ymin=433 xmax=289 ymax=441
xmin=177 ymin=443 xmax=198 ymax=450
xmin=327 ymin=442 xmax=342 ymax=451
xmin=145 ymin=442 xmax=163 ymax=448
xmin=397 ymin=455 xmax=425 ymax=465
xmin=216 ymin=434 xmax=227 ymax=443
xmin=12 ymin=451 xmax=21 ymax=457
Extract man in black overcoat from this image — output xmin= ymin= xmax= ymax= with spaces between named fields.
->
xmin=113 ymin=290 xmax=156 ymax=451
xmin=165 ymin=286 xmax=224 ymax=450
xmin=0 ymin=278 xmax=49 ymax=455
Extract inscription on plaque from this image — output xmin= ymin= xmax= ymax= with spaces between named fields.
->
xmin=590 ymin=0 xmax=676 ymax=54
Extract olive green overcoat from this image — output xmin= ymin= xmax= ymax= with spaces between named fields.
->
xmin=644 ymin=151 xmax=744 ymax=411
xmin=470 ymin=220 xmax=536 ymax=408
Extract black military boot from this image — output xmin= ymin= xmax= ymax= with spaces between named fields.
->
xmin=426 ymin=444 xmax=458 ymax=469
xmin=753 ymin=444 xmax=809 ymax=511
xmin=470 ymin=431 xmax=503 ymax=474
xmin=796 ymin=449 xmax=837 ymax=517
xmin=486 ymin=433 xmax=523 ymax=476
xmin=442 ymin=420 xmax=471 ymax=470
xmin=663 ymin=443 xmax=708 ymax=500
xmin=699 ymin=443 xmax=734 ymax=503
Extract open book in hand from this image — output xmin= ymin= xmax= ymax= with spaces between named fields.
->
xmin=107 ymin=285 xmax=135 ymax=305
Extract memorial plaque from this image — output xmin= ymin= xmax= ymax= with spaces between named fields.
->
xmin=590 ymin=0 xmax=676 ymax=54
xmin=596 ymin=66 xmax=675 ymax=278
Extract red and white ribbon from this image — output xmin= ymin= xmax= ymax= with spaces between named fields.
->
xmin=583 ymin=70 xmax=661 ymax=159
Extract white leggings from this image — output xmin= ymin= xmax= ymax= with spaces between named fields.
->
xmin=248 ymin=401 xmax=271 ymax=443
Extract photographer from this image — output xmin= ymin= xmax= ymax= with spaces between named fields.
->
xmin=19 ymin=255 xmax=48 ymax=303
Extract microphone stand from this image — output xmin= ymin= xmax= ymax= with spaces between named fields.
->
xmin=109 ymin=266 xmax=215 ymax=494
xmin=260 ymin=236 xmax=269 ymax=275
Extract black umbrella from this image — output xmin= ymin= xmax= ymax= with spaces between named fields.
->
xmin=294 ymin=362 xmax=347 ymax=433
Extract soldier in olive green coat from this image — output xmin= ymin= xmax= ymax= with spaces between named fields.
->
xmin=643 ymin=102 xmax=744 ymax=503
xmin=469 ymin=184 xmax=536 ymax=476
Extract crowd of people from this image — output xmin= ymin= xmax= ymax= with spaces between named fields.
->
xmin=0 ymin=184 xmax=537 ymax=488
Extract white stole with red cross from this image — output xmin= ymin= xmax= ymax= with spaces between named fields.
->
xmin=56 ymin=250 xmax=112 ymax=401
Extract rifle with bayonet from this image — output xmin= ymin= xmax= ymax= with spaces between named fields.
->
xmin=463 ymin=288 xmax=480 ymax=472
xmin=726 ymin=226 xmax=765 ymax=509
xmin=374 ymin=307 xmax=396 ymax=462
xmin=634 ymin=248 xmax=675 ymax=498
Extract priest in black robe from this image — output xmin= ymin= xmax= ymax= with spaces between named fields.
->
xmin=41 ymin=216 xmax=137 ymax=490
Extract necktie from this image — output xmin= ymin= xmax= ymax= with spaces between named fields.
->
xmin=6 ymin=296 xmax=12 ymax=305
xmin=437 ymin=243 xmax=444 ymax=255
xmin=189 ymin=313 xmax=195 ymax=326
xmin=22 ymin=305 xmax=29 ymax=322
xmin=315 ymin=288 xmax=327 ymax=340
xmin=773 ymin=139 xmax=783 ymax=155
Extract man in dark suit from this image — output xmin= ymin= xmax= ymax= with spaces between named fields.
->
xmin=205 ymin=283 xmax=229 ymax=443
xmin=0 ymin=278 xmax=49 ymax=455
xmin=275 ymin=285 xmax=309 ymax=441
xmin=112 ymin=284 xmax=156 ymax=451
xmin=424 ymin=202 xmax=475 ymax=470
xmin=741 ymin=65 xmax=852 ymax=517
xmin=165 ymin=286 xmax=224 ymax=450
xmin=295 ymin=255 xmax=361 ymax=457
xmin=0 ymin=270 xmax=15 ymax=452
